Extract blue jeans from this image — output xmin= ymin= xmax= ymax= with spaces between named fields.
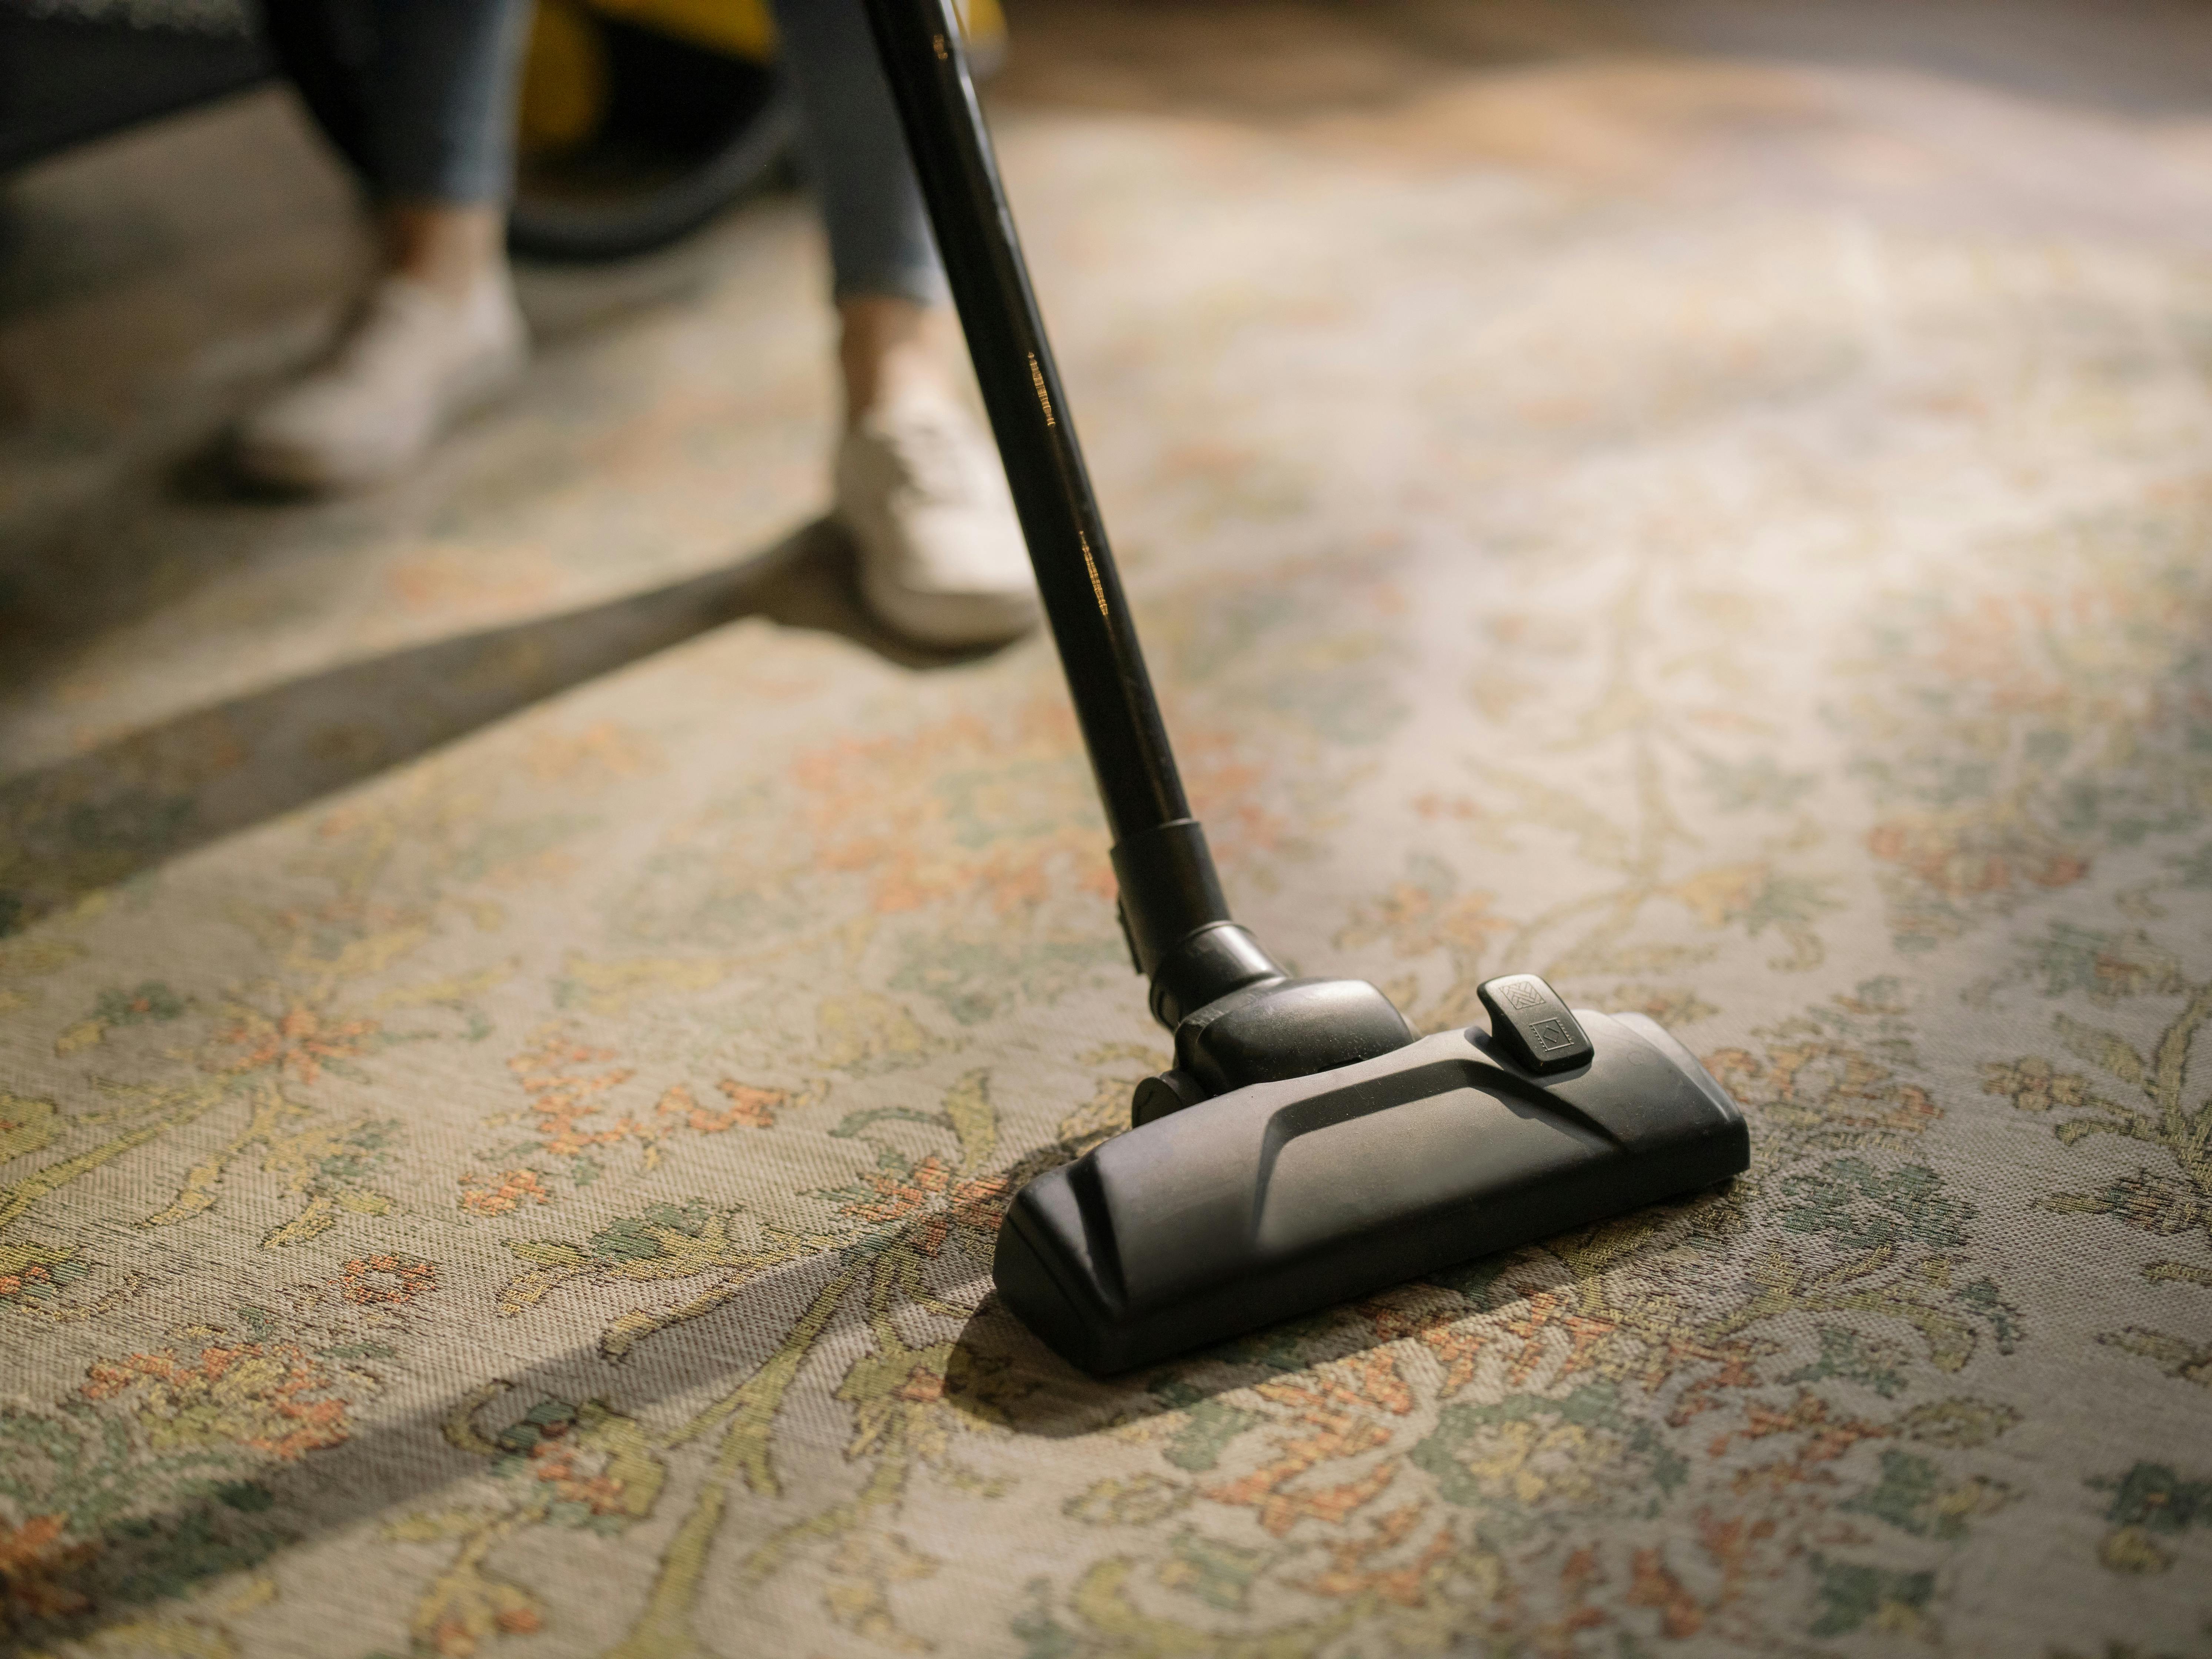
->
xmin=258 ymin=0 xmax=946 ymax=305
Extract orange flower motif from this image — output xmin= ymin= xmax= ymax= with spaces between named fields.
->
xmin=81 ymin=1342 xmax=350 ymax=1461
xmin=0 ymin=1514 xmax=94 ymax=1622
xmin=490 ymin=1409 xmax=645 ymax=1522
xmin=460 ymin=1169 xmax=553 ymax=1217
xmin=910 ymin=1172 xmax=1015 ymax=1256
xmin=948 ymin=1174 xmax=1010 ymax=1231
xmin=524 ymin=1443 xmax=630 ymax=1516
xmin=0 ymin=1262 xmax=51 ymax=1299
xmin=340 ymin=1254 xmax=438 ymax=1305
xmin=1365 ymin=1298 xmax=1496 ymax=1396
xmin=1705 ymin=1390 xmax=1884 ymax=1471
xmin=1493 ymin=1289 xmax=1622 ymax=1388
xmin=211 ymin=1004 xmax=380 ymax=1085
xmin=1866 ymin=820 xmax=2088 ymax=904
xmin=653 ymin=1080 xmax=781 ymax=1134
xmin=892 ymin=1365 xmax=947 ymax=1405
xmin=1206 ymin=1353 xmax=1414 ymax=1535
xmin=838 ymin=1156 xmax=952 ymax=1226
xmin=1628 ymin=1546 xmax=1705 ymax=1638
xmin=790 ymin=704 xmax=1114 ymax=917
xmin=1704 ymin=1037 xmax=1937 ymax=1144
xmin=506 ymin=1028 xmax=637 ymax=1158
xmin=1303 ymin=1506 xmax=1455 ymax=1606
xmin=428 ymin=1594 xmax=539 ymax=1658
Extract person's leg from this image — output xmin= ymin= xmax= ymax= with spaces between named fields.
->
xmin=767 ymin=0 xmax=950 ymax=423
xmin=366 ymin=0 xmax=528 ymax=290
xmin=771 ymin=0 xmax=1038 ymax=647
xmin=240 ymin=0 xmax=530 ymax=491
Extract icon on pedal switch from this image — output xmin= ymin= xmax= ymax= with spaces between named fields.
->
xmin=1476 ymin=974 xmax=1594 ymax=1075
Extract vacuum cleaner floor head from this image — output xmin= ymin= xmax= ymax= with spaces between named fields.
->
xmin=995 ymin=1000 xmax=1747 ymax=1374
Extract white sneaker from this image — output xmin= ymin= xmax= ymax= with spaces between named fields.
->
xmin=834 ymin=392 xmax=1042 ymax=649
xmin=234 ymin=271 xmax=528 ymax=492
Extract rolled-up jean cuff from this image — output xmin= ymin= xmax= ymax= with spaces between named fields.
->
xmin=831 ymin=267 xmax=951 ymax=308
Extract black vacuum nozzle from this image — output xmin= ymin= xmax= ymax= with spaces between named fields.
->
xmin=997 ymin=994 xmax=1748 ymax=1374
xmin=860 ymin=0 xmax=1749 ymax=1377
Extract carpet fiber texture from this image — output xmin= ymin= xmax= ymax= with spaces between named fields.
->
xmin=4 ymin=7 xmax=2212 ymax=1655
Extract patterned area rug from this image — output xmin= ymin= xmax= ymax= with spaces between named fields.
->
xmin=5 ymin=7 xmax=2212 ymax=1655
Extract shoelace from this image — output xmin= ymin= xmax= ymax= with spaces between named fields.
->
xmin=328 ymin=281 xmax=464 ymax=382
xmin=874 ymin=407 xmax=978 ymax=506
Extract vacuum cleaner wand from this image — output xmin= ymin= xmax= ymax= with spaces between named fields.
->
xmin=861 ymin=0 xmax=1750 ymax=1374
xmin=856 ymin=0 xmax=1255 ymax=1016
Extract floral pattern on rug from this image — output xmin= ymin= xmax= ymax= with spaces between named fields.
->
xmin=7 ymin=36 xmax=2212 ymax=1659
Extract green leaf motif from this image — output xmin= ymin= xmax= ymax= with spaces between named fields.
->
xmin=589 ymin=1200 xmax=714 ymax=1262
xmin=1839 ymin=1448 xmax=2013 ymax=1539
xmin=1782 ymin=1324 xmax=1910 ymax=1398
xmin=2044 ymin=1172 xmax=2205 ymax=1238
xmin=0 ymin=1241 xmax=90 ymax=1307
xmin=1894 ymin=1397 xmax=2020 ymax=1449
xmin=1158 ymin=1396 xmax=1264 ymax=1475
xmin=1696 ymin=751 xmax=1817 ymax=812
xmin=2098 ymin=1463 xmax=2212 ymax=1536
xmin=942 ymin=1069 xmax=997 ymax=1175
xmin=2025 ymin=924 xmax=2186 ymax=1003
xmin=1776 ymin=1158 xmax=1971 ymax=1255
xmin=0 ymin=1092 xmax=60 ymax=1164
xmin=1807 ymin=1556 xmax=1935 ymax=1638
xmin=506 ymin=1240 xmax=590 ymax=1269
xmin=1157 ymin=1527 xmax=1268 ymax=1612
xmin=1408 ymin=1385 xmax=1686 ymax=1529
xmin=92 ymin=981 xmax=187 ymax=1025
xmin=829 ymin=1107 xmax=948 ymax=1140
xmin=1064 ymin=1474 xmax=1190 ymax=1528
xmin=1741 ymin=871 xmax=1841 ymax=937
xmin=2171 ymin=840 xmax=2212 ymax=889
xmin=2053 ymin=1014 xmax=2150 ymax=1086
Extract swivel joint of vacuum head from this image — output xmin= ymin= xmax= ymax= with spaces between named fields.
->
xmin=1114 ymin=826 xmax=1423 ymax=1128
xmin=1133 ymin=973 xmax=1419 ymax=1127
xmin=1144 ymin=919 xmax=1284 ymax=1028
